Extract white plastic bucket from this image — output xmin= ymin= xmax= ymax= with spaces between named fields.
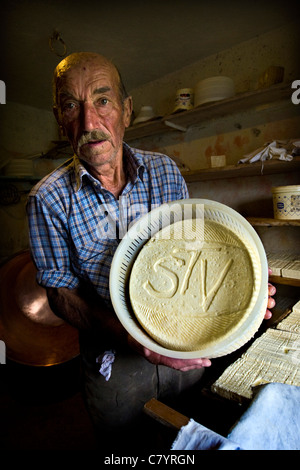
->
xmin=272 ymin=185 xmax=300 ymax=220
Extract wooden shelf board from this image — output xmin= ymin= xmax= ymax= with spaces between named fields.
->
xmin=124 ymin=119 xmax=167 ymax=141
xmin=247 ymin=217 xmax=300 ymax=227
xmin=125 ymin=82 xmax=294 ymax=142
xmin=0 ymin=176 xmax=41 ymax=183
xmin=163 ymin=82 xmax=292 ymax=128
xmin=269 ymin=275 xmax=300 ymax=287
xmin=181 ymin=156 xmax=300 ymax=182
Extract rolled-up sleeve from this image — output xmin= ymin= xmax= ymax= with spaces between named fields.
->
xmin=27 ymin=193 xmax=80 ymax=289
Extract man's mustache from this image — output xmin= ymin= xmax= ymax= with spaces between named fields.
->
xmin=77 ymin=130 xmax=110 ymax=147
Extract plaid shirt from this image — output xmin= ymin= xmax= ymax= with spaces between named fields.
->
xmin=27 ymin=143 xmax=188 ymax=303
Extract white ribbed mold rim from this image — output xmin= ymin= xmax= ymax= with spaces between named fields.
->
xmin=109 ymin=199 xmax=268 ymax=359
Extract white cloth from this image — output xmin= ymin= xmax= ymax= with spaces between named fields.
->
xmin=96 ymin=350 xmax=116 ymax=381
xmin=172 ymin=419 xmax=240 ymax=450
xmin=238 ymin=140 xmax=299 ymax=164
xmin=172 ymin=383 xmax=300 ymax=450
xmin=228 ymin=383 xmax=300 ymax=450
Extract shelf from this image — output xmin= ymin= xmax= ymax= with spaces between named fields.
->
xmin=246 ymin=217 xmax=300 ymax=227
xmin=125 ymin=82 xmax=293 ymax=142
xmin=269 ymin=275 xmax=300 ymax=287
xmin=0 ymin=175 xmax=40 ymax=181
xmin=247 ymin=218 xmax=300 ymax=287
xmin=181 ymin=156 xmax=300 ymax=182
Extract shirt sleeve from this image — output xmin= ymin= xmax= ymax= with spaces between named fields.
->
xmin=178 ymin=173 xmax=189 ymax=199
xmin=165 ymin=155 xmax=189 ymax=200
xmin=26 ymin=193 xmax=80 ymax=289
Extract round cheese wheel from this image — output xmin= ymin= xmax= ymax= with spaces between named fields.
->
xmin=129 ymin=218 xmax=259 ymax=352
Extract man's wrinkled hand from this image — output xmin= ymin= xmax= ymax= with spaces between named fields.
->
xmin=265 ymin=268 xmax=276 ymax=320
xmin=128 ymin=335 xmax=211 ymax=371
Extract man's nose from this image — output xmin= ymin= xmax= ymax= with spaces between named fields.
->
xmin=81 ymin=102 xmax=100 ymax=131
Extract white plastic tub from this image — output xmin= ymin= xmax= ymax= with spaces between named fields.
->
xmin=194 ymin=76 xmax=234 ymax=107
xmin=272 ymin=185 xmax=300 ymax=220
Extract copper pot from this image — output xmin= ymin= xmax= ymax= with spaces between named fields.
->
xmin=0 ymin=250 xmax=79 ymax=366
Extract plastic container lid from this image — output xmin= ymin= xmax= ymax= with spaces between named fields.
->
xmin=272 ymin=185 xmax=300 ymax=193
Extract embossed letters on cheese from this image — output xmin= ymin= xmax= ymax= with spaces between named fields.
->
xmin=129 ymin=219 xmax=259 ymax=352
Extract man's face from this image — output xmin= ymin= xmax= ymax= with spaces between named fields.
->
xmin=55 ymin=58 xmax=132 ymax=168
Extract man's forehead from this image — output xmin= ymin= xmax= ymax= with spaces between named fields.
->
xmin=57 ymin=64 xmax=118 ymax=97
xmin=53 ymin=52 xmax=121 ymax=105
xmin=56 ymin=52 xmax=114 ymax=73
xmin=57 ymin=58 xmax=117 ymax=83
xmin=58 ymin=85 xmax=112 ymax=101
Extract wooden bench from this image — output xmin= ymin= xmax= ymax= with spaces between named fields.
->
xmin=144 ymin=398 xmax=189 ymax=430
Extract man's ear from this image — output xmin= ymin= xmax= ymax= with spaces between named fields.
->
xmin=123 ymin=96 xmax=133 ymax=128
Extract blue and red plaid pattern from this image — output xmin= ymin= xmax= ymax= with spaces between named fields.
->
xmin=27 ymin=143 xmax=188 ymax=303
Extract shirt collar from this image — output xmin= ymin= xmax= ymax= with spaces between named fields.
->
xmin=123 ymin=142 xmax=145 ymax=183
xmin=72 ymin=154 xmax=89 ymax=192
xmin=71 ymin=142 xmax=145 ymax=193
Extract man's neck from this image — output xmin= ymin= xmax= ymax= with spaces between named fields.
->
xmin=88 ymin=161 xmax=127 ymax=198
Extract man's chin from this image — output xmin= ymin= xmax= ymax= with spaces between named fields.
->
xmin=79 ymin=139 xmax=108 ymax=154
xmin=77 ymin=143 xmax=106 ymax=161
xmin=77 ymin=150 xmax=115 ymax=168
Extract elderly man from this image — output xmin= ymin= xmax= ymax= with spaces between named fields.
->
xmin=27 ymin=52 xmax=275 ymax=449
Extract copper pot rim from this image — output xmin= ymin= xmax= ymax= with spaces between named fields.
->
xmin=0 ymin=250 xmax=79 ymax=366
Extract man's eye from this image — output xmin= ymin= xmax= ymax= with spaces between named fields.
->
xmin=63 ymin=102 xmax=77 ymax=111
xmin=97 ymin=98 xmax=109 ymax=106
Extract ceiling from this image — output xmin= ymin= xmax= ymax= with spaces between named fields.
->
xmin=1 ymin=0 xmax=299 ymax=111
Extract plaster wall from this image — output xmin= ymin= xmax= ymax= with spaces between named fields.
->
xmin=0 ymin=102 xmax=58 ymax=157
xmin=0 ymin=102 xmax=59 ymax=260
xmin=0 ymin=23 xmax=299 ymax=261
xmin=127 ymin=23 xmax=300 ymax=256
xmin=128 ymin=22 xmax=300 ymax=170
